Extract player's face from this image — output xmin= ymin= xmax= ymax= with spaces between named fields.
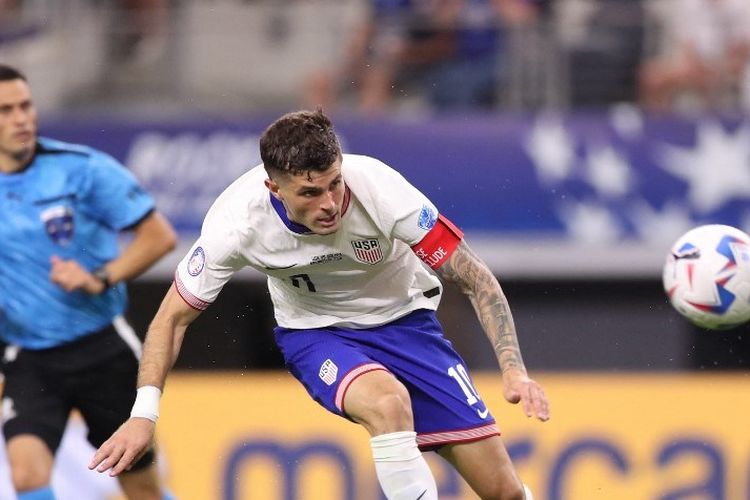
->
xmin=266 ymin=159 xmax=346 ymax=235
xmin=0 ymin=78 xmax=37 ymax=173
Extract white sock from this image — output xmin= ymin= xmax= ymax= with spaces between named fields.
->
xmin=370 ymin=431 xmax=438 ymax=500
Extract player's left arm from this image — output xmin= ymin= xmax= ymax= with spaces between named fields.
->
xmin=50 ymin=211 xmax=177 ymax=294
xmin=435 ymin=239 xmax=550 ymax=421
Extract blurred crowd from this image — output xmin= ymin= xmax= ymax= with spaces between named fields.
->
xmin=305 ymin=0 xmax=548 ymax=114
xmin=0 ymin=0 xmax=748 ymax=116
xmin=0 ymin=0 xmax=169 ymax=66
xmin=640 ymin=0 xmax=750 ymax=113
xmin=303 ymin=0 xmax=750 ymax=115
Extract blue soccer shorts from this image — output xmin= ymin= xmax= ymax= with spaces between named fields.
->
xmin=274 ymin=309 xmax=500 ymax=450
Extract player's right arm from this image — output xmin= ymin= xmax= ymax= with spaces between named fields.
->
xmin=89 ymin=284 xmax=201 ymax=477
xmin=434 ymin=240 xmax=550 ymax=422
xmin=138 ymin=284 xmax=202 ymax=389
xmin=89 ymin=178 xmax=244 ymax=476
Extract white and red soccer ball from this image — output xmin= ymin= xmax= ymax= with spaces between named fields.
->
xmin=663 ymin=224 xmax=750 ymax=330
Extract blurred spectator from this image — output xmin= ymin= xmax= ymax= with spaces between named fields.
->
xmin=305 ymin=0 xmax=454 ymax=114
xmin=0 ymin=0 xmax=19 ymax=23
xmin=639 ymin=0 xmax=750 ymax=113
xmin=106 ymin=0 xmax=171 ymax=68
xmin=67 ymin=0 xmax=178 ymax=111
xmin=563 ymin=0 xmax=645 ymax=107
xmin=305 ymin=0 xmax=538 ymax=114
xmin=423 ymin=0 xmax=538 ymax=112
xmin=0 ymin=0 xmax=44 ymax=48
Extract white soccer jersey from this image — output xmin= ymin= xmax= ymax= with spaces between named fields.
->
xmin=175 ymin=154 xmax=456 ymax=329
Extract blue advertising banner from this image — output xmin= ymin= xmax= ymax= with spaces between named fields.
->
xmin=41 ymin=110 xmax=750 ymax=277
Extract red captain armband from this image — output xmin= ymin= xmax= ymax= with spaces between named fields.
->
xmin=411 ymin=215 xmax=464 ymax=269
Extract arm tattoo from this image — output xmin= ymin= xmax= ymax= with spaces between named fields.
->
xmin=437 ymin=241 xmax=526 ymax=374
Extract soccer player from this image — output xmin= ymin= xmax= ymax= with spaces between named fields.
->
xmin=91 ymin=109 xmax=549 ymax=499
xmin=0 ymin=64 xmax=177 ymax=500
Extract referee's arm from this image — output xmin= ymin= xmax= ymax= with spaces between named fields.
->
xmin=50 ymin=211 xmax=176 ymax=295
xmin=103 ymin=211 xmax=177 ymax=287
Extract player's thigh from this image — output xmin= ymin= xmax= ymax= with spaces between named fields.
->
xmin=343 ymin=368 xmax=414 ymax=435
xmin=437 ymin=435 xmax=523 ymax=500
xmin=275 ymin=326 xmax=385 ymax=419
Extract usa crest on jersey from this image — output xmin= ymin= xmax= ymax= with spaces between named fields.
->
xmin=351 ymin=238 xmax=383 ymax=264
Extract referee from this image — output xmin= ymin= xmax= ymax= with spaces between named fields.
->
xmin=0 ymin=64 xmax=177 ymax=500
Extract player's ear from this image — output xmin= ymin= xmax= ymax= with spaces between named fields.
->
xmin=265 ymin=178 xmax=282 ymax=200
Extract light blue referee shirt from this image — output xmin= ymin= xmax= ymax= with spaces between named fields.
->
xmin=0 ymin=137 xmax=154 ymax=349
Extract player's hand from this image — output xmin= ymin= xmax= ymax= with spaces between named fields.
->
xmin=502 ymin=368 xmax=550 ymax=422
xmin=50 ymin=255 xmax=105 ymax=294
xmin=89 ymin=417 xmax=155 ymax=476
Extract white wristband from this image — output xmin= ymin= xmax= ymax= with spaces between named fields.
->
xmin=130 ymin=385 xmax=162 ymax=422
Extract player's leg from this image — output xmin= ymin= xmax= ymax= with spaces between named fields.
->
xmin=275 ymin=326 xmax=438 ymax=500
xmin=343 ymin=368 xmax=413 ymax=435
xmin=1 ymin=345 xmax=68 ymax=499
xmin=344 ymin=369 xmax=438 ymax=500
xmin=350 ymin=310 xmax=512 ymax=499
xmin=6 ymin=435 xmax=55 ymax=496
xmin=437 ymin=436 xmax=529 ymax=500
xmin=117 ymin=462 xmax=166 ymax=500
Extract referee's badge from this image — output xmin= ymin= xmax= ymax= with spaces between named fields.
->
xmin=350 ymin=238 xmax=384 ymax=265
xmin=319 ymin=359 xmax=338 ymax=386
xmin=41 ymin=205 xmax=74 ymax=245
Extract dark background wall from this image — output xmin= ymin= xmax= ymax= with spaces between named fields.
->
xmin=127 ymin=278 xmax=750 ymax=372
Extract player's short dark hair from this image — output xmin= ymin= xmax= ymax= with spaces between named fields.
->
xmin=0 ymin=64 xmax=27 ymax=82
xmin=260 ymin=109 xmax=341 ymax=178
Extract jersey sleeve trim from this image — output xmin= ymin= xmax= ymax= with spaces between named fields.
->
xmin=121 ymin=208 xmax=155 ymax=231
xmin=174 ymin=271 xmax=212 ymax=311
xmin=411 ymin=215 xmax=464 ymax=269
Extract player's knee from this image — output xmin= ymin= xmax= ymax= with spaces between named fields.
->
xmin=365 ymin=386 xmax=413 ymax=433
xmin=10 ymin=463 xmax=51 ymax=493
xmin=379 ymin=390 xmax=412 ymax=420
xmin=6 ymin=435 xmax=54 ymax=492
xmin=374 ymin=389 xmax=412 ymax=425
xmin=120 ymin=483 xmax=162 ymax=500
xmin=477 ymin=478 xmax=525 ymax=500
xmin=118 ymin=462 xmax=162 ymax=500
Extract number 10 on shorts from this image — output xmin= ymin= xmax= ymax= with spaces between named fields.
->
xmin=447 ymin=364 xmax=481 ymax=405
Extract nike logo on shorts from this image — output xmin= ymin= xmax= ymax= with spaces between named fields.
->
xmin=416 ymin=490 xmax=427 ymax=499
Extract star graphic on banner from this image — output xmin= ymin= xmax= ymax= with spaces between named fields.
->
xmin=558 ymin=200 xmax=622 ymax=243
xmin=583 ymin=144 xmax=633 ymax=199
xmin=525 ymin=114 xmax=576 ymax=185
xmin=658 ymin=121 xmax=750 ymax=214
xmin=628 ymin=200 xmax=694 ymax=244
xmin=609 ymin=103 xmax=644 ymax=139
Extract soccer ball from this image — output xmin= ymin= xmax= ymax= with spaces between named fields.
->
xmin=663 ymin=224 xmax=750 ymax=329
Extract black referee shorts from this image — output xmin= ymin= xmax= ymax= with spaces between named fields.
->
xmin=1 ymin=319 xmax=155 ymax=471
